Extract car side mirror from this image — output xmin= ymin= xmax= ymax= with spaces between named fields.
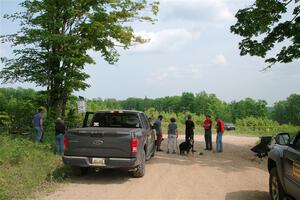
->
xmin=275 ymin=132 xmax=290 ymax=145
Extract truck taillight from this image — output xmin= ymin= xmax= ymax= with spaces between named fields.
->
xmin=131 ymin=138 xmax=138 ymax=154
xmin=64 ymin=135 xmax=68 ymax=152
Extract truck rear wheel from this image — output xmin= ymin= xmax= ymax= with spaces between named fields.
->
xmin=269 ymin=167 xmax=285 ymax=200
xmin=131 ymin=150 xmax=145 ymax=178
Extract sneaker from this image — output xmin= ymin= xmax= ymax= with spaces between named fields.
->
xmin=157 ymin=149 xmax=163 ymax=152
xmin=192 ymin=150 xmax=196 ymax=153
xmin=166 ymin=150 xmax=170 ymax=154
xmin=172 ymin=151 xmax=176 ymax=154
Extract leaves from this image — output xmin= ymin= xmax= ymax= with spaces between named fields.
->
xmin=0 ymin=0 xmax=159 ymax=117
xmin=231 ymin=0 xmax=300 ymax=68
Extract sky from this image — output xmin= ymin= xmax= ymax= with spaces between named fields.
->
xmin=0 ymin=0 xmax=299 ymax=105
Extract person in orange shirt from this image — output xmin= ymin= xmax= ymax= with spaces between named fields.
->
xmin=216 ymin=117 xmax=225 ymax=153
xmin=202 ymin=114 xmax=212 ymax=150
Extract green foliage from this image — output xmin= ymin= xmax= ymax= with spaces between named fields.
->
xmin=272 ymin=93 xmax=300 ymax=125
xmin=230 ymin=98 xmax=268 ymax=122
xmin=0 ymin=133 xmax=66 ymax=200
xmin=231 ymin=0 xmax=300 ymax=68
xmin=0 ymin=0 xmax=159 ymax=118
xmin=0 ymin=112 xmax=11 ymax=128
xmin=236 ymin=116 xmax=279 ymax=130
xmin=64 ymin=108 xmax=84 ymax=129
xmin=1 ymin=87 xmax=299 ymax=132
xmin=0 ymin=88 xmax=46 ymax=131
xmin=235 ymin=116 xmax=299 ymax=136
xmin=88 ymin=91 xmax=269 ymax=123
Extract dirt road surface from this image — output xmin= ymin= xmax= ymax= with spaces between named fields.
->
xmin=41 ymin=135 xmax=270 ymax=200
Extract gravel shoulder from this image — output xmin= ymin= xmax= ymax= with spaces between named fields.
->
xmin=40 ymin=134 xmax=270 ymax=200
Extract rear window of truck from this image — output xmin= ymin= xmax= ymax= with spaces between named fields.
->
xmin=91 ymin=113 xmax=141 ymax=128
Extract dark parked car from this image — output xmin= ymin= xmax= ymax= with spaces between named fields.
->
xmin=224 ymin=123 xmax=236 ymax=131
xmin=268 ymin=131 xmax=300 ymax=200
xmin=63 ymin=110 xmax=156 ymax=177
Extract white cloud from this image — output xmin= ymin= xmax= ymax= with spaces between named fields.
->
xmin=160 ymin=0 xmax=234 ymax=22
xmin=213 ymin=54 xmax=227 ymax=65
xmin=146 ymin=64 xmax=203 ymax=83
xmin=130 ymin=28 xmax=201 ymax=53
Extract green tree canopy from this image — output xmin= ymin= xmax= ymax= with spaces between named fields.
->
xmin=0 ymin=0 xmax=159 ymax=118
xmin=230 ymin=98 xmax=268 ymax=121
xmin=231 ymin=0 xmax=300 ymax=69
xmin=272 ymin=93 xmax=300 ymax=125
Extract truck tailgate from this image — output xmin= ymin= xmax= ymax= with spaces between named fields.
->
xmin=65 ymin=127 xmax=136 ymax=158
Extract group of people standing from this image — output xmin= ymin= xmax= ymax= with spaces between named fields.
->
xmin=32 ymin=108 xmax=66 ymax=155
xmin=153 ymin=114 xmax=225 ymax=154
xmin=33 ymin=107 xmax=224 ymax=156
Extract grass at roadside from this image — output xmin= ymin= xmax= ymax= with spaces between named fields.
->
xmin=0 ymin=133 xmax=69 ymax=200
xmin=0 ymin=122 xmax=298 ymax=200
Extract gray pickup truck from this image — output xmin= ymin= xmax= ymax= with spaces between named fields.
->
xmin=63 ymin=110 xmax=156 ymax=177
xmin=268 ymin=131 xmax=300 ymax=200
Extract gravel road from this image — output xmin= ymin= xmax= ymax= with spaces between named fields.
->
xmin=41 ymin=134 xmax=270 ymax=200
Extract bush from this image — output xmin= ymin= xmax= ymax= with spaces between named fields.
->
xmin=0 ymin=133 xmax=67 ymax=200
xmin=235 ymin=117 xmax=299 ymax=137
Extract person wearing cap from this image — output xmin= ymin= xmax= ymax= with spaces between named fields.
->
xmin=216 ymin=116 xmax=225 ymax=153
xmin=203 ymin=114 xmax=213 ymax=150
xmin=54 ymin=118 xmax=66 ymax=155
xmin=32 ymin=107 xmax=44 ymax=142
xmin=153 ymin=115 xmax=163 ymax=151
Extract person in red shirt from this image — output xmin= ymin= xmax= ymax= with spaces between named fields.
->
xmin=202 ymin=114 xmax=212 ymax=150
xmin=216 ymin=117 xmax=225 ymax=153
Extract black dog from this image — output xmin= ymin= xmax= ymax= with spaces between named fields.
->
xmin=179 ymin=140 xmax=193 ymax=155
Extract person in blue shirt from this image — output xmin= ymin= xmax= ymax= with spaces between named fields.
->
xmin=54 ymin=118 xmax=65 ymax=155
xmin=153 ymin=115 xmax=163 ymax=151
xmin=32 ymin=107 xmax=44 ymax=142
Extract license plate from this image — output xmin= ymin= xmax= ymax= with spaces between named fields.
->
xmin=92 ymin=158 xmax=105 ymax=166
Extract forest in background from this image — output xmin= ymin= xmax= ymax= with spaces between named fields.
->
xmin=0 ymin=87 xmax=299 ymax=136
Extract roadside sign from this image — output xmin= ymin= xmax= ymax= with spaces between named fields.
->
xmin=77 ymin=99 xmax=86 ymax=113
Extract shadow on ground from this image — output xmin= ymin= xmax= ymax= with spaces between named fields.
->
xmin=225 ymin=190 xmax=270 ymax=200
xmin=147 ymin=138 xmax=267 ymax=174
xmin=68 ymin=168 xmax=131 ymax=185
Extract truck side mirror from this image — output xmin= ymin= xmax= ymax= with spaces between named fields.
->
xmin=275 ymin=132 xmax=290 ymax=145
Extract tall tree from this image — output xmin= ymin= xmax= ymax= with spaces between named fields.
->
xmin=180 ymin=92 xmax=195 ymax=112
xmin=0 ymin=0 xmax=159 ymax=118
xmin=231 ymin=0 xmax=300 ymax=69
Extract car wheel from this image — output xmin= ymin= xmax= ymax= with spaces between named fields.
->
xmin=269 ymin=167 xmax=285 ymax=200
xmin=131 ymin=150 xmax=145 ymax=178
